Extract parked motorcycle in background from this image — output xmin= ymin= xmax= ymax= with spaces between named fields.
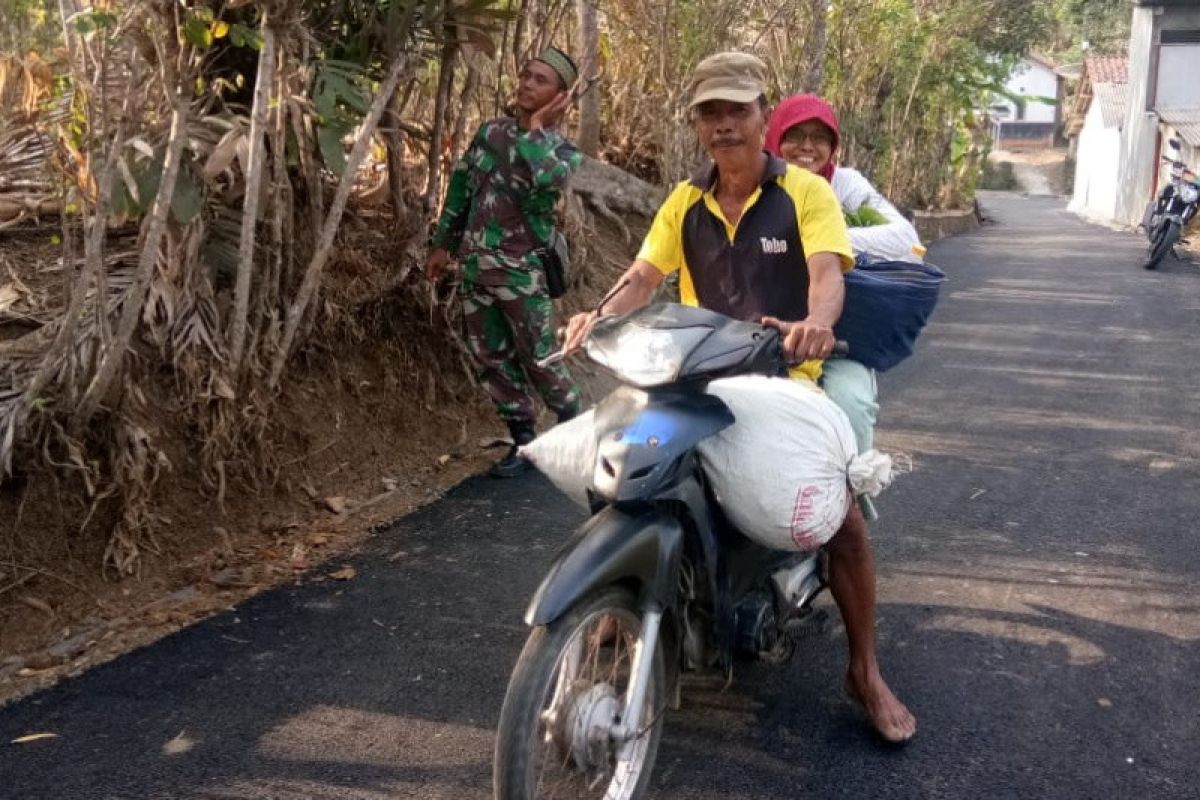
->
xmin=1142 ymin=137 xmax=1199 ymax=271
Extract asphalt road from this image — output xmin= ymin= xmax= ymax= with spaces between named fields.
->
xmin=2 ymin=192 xmax=1199 ymax=799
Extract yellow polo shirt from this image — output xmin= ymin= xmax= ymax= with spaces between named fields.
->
xmin=637 ymin=154 xmax=853 ymax=380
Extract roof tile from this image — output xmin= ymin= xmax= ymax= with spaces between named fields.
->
xmin=1085 ymin=56 xmax=1128 ymax=85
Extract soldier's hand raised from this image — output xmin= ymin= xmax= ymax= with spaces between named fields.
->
xmin=530 ymin=92 xmax=571 ymax=132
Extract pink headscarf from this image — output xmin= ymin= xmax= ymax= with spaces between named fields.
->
xmin=765 ymin=94 xmax=840 ymax=183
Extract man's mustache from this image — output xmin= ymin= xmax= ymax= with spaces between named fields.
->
xmin=709 ymin=135 xmax=744 ymax=147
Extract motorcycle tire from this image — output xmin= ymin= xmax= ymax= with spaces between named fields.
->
xmin=1145 ymin=221 xmax=1181 ymax=271
xmin=493 ymin=585 xmax=665 ymax=800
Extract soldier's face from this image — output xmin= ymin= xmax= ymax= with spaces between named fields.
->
xmin=517 ymin=61 xmax=563 ymax=113
xmin=694 ymin=99 xmax=768 ymax=162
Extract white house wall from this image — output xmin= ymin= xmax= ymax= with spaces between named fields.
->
xmin=1001 ymin=62 xmax=1060 ymax=123
xmin=1117 ymin=8 xmax=1160 ymax=226
xmin=1069 ymin=101 xmax=1121 ymax=224
xmin=1117 ymin=4 xmax=1200 ymax=226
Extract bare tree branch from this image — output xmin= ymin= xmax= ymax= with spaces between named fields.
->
xmin=228 ymin=19 xmax=278 ymax=374
xmin=269 ymin=53 xmax=409 ymax=390
xmin=424 ymin=37 xmax=459 ymax=213
xmin=74 ymin=82 xmax=189 ymax=425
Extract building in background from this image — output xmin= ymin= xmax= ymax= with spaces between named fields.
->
xmin=989 ymin=54 xmax=1065 ymax=150
xmin=1066 ymin=56 xmax=1128 ymax=224
xmin=1064 ymin=0 xmax=1200 ymax=227
xmin=1114 ymin=0 xmax=1200 ymax=226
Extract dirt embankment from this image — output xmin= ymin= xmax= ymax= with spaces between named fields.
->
xmin=0 ymin=165 xmax=652 ymax=706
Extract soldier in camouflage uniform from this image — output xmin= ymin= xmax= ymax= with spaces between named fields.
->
xmin=425 ymin=47 xmax=582 ymax=476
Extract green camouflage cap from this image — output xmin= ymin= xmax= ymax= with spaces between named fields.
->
xmin=536 ymin=46 xmax=578 ymax=88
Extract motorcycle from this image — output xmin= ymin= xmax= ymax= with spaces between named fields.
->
xmin=493 ymin=302 xmax=843 ymax=799
xmin=1142 ymin=138 xmax=1199 ymax=271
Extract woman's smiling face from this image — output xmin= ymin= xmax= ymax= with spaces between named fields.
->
xmin=778 ymin=119 xmax=836 ymax=174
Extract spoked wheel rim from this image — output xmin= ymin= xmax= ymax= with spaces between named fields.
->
xmin=529 ymin=606 xmax=655 ymax=799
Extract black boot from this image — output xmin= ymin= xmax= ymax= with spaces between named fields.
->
xmin=490 ymin=421 xmax=536 ymax=478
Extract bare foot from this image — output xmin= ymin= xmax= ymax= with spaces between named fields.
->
xmin=846 ymin=670 xmax=917 ymax=743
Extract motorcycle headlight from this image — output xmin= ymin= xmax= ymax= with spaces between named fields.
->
xmin=585 ymin=323 xmax=709 ymax=387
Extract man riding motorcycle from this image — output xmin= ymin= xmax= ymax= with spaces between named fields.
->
xmin=561 ymin=51 xmax=916 ymax=743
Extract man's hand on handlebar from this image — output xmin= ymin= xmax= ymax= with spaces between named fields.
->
xmin=561 ymin=310 xmax=600 ymax=356
xmin=761 ymin=316 xmax=836 ymax=363
xmin=535 ymin=310 xmax=599 ymax=369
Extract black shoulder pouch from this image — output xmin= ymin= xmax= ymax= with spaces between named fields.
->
xmin=539 ymin=229 xmax=570 ymax=299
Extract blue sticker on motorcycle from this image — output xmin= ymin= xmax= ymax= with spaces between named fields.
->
xmin=622 ymin=409 xmax=677 ymax=447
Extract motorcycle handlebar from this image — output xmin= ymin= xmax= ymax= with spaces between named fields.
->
xmin=544 ymin=314 xmax=849 ymax=371
xmin=773 ymin=331 xmax=850 ymax=364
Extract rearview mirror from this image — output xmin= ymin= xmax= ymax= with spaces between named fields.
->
xmin=1168 ymin=137 xmax=1182 ymax=150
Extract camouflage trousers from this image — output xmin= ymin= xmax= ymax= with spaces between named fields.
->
xmin=460 ymin=263 xmax=580 ymax=427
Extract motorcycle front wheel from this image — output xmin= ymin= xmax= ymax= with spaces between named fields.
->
xmin=493 ymin=586 xmax=665 ymax=800
xmin=1145 ymin=221 xmax=1181 ymax=270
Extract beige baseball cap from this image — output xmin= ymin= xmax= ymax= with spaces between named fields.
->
xmin=689 ymin=52 xmax=768 ymax=108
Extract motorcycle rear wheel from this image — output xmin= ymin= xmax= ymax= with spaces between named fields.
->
xmin=493 ymin=586 xmax=665 ymax=800
xmin=1145 ymin=221 xmax=1180 ymax=270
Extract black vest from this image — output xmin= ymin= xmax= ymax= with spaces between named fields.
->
xmin=682 ymin=154 xmax=810 ymax=322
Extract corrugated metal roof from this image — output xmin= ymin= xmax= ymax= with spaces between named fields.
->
xmin=1094 ymin=82 xmax=1128 ymax=128
xmin=1159 ymin=109 xmax=1200 ymax=147
xmin=1085 ymin=56 xmax=1128 ymax=85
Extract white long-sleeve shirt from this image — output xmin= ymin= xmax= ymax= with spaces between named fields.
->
xmin=831 ymin=167 xmax=922 ymax=263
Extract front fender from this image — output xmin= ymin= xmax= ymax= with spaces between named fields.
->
xmin=524 ymin=505 xmax=683 ymax=626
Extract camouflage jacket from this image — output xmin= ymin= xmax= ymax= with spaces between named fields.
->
xmin=431 ymin=118 xmax=582 ymax=284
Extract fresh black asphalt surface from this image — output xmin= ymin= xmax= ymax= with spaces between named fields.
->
xmin=2 ymin=192 xmax=1199 ymax=798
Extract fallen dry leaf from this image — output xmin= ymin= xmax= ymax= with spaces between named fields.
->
xmin=323 ymin=496 xmax=347 ymax=514
xmin=213 ymin=526 xmax=234 ymax=555
xmin=437 ymin=454 xmax=452 ymax=466
xmin=211 ymin=376 xmax=236 ymax=400
xmin=289 ymin=543 xmax=310 ymax=571
xmin=329 ymin=565 xmax=356 ymax=581
xmin=19 ymin=652 xmax=57 ymax=670
xmin=210 ymin=567 xmax=251 ymax=589
xmin=163 ymin=731 xmax=195 ymax=755
xmin=308 ymin=533 xmax=330 ymax=546
xmin=12 ymin=733 xmax=58 ymax=744
xmin=18 ymin=595 xmax=54 ymax=616
xmin=0 ymin=285 xmax=21 ymax=312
